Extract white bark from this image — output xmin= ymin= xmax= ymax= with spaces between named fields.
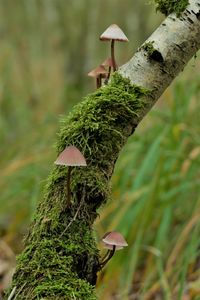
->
xmin=120 ymin=0 xmax=200 ymax=120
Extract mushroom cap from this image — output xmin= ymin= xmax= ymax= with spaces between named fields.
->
xmin=102 ymin=57 xmax=115 ymax=67
xmin=102 ymin=231 xmax=128 ymax=248
xmin=54 ymin=145 xmax=87 ymax=166
xmin=103 ymin=243 xmax=124 ymax=251
xmin=100 ymin=24 xmax=129 ymax=42
xmin=88 ymin=65 xmax=107 ymax=77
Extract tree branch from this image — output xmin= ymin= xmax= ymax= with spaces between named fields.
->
xmin=120 ymin=0 xmax=200 ymax=120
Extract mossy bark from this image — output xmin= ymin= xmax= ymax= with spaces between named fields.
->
xmin=11 ymin=74 xmax=148 ymax=299
xmin=154 ymin=0 xmax=189 ymax=16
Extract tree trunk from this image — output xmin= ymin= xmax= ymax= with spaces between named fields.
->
xmin=10 ymin=1 xmax=200 ymax=299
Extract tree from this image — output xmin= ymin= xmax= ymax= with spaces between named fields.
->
xmin=9 ymin=0 xmax=200 ymax=299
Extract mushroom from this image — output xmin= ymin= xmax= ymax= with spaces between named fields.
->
xmin=88 ymin=65 xmax=107 ymax=88
xmin=100 ymin=24 xmax=129 ymax=72
xmin=101 ymin=57 xmax=116 ymax=83
xmin=100 ymin=231 xmax=128 ymax=268
xmin=54 ymin=145 xmax=87 ymax=207
xmin=0 ymin=241 xmax=16 ymax=299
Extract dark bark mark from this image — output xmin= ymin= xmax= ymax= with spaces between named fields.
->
xmin=190 ymin=9 xmax=200 ymax=20
xmin=149 ymin=50 xmax=164 ymax=63
xmin=195 ymin=10 xmax=200 ymax=20
xmin=187 ymin=17 xmax=194 ymax=24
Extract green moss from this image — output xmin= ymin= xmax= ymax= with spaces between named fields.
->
xmin=143 ymin=41 xmax=155 ymax=56
xmin=142 ymin=41 xmax=164 ymax=63
xmin=154 ymin=0 xmax=189 ymax=16
xmin=10 ymin=73 xmax=149 ymax=299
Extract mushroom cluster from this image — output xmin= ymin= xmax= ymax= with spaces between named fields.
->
xmin=88 ymin=24 xmax=129 ymax=88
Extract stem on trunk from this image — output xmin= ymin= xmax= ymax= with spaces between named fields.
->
xmin=67 ymin=166 xmax=72 ymax=207
xmin=105 ymin=66 xmax=112 ymax=84
xmin=100 ymin=250 xmax=110 ymax=263
xmin=111 ymin=40 xmax=117 ymax=71
xmin=96 ymin=77 xmax=101 ymax=88
xmin=100 ymin=245 xmax=116 ymax=268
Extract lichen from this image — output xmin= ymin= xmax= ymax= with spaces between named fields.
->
xmin=10 ymin=73 xmax=149 ymax=299
xmin=154 ymin=0 xmax=189 ymax=16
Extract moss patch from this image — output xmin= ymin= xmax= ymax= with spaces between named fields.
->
xmin=10 ymin=73 xmax=149 ymax=299
xmin=142 ymin=41 xmax=164 ymax=63
xmin=14 ymin=237 xmax=98 ymax=299
xmin=154 ymin=0 xmax=189 ymax=16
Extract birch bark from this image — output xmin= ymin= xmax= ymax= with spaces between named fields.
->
xmin=120 ymin=0 xmax=200 ymax=120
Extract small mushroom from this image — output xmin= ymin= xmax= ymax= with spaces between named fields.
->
xmin=88 ymin=65 xmax=107 ymax=88
xmin=100 ymin=231 xmax=128 ymax=268
xmin=100 ymin=24 xmax=129 ymax=72
xmin=54 ymin=145 xmax=87 ymax=207
xmin=102 ymin=57 xmax=116 ymax=83
xmin=0 ymin=241 xmax=16 ymax=299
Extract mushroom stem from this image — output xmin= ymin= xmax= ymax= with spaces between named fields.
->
xmin=100 ymin=245 xmax=116 ymax=268
xmin=111 ymin=40 xmax=117 ymax=71
xmin=100 ymin=250 xmax=110 ymax=262
xmin=99 ymin=74 xmax=102 ymax=87
xmin=96 ymin=77 xmax=101 ymax=88
xmin=104 ymin=67 xmax=111 ymax=85
xmin=107 ymin=66 xmax=111 ymax=81
xmin=67 ymin=166 xmax=72 ymax=207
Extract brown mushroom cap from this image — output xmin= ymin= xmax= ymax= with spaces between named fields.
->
xmin=100 ymin=24 xmax=129 ymax=42
xmin=102 ymin=231 xmax=128 ymax=248
xmin=88 ymin=65 xmax=107 ymax=77
xmin=102 ymin=57 xmax=114 ymax=67
xmin=54 ymin=146 xmax=87 ymax=166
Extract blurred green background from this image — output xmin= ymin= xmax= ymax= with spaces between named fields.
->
xmin=0 ymin=1 xmax=200 ymax=299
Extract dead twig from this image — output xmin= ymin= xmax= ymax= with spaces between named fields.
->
xmin=7 ymin=287 xmax=16 ymax=300
xmin=59 ymin=188 xmax=86 ymax=237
